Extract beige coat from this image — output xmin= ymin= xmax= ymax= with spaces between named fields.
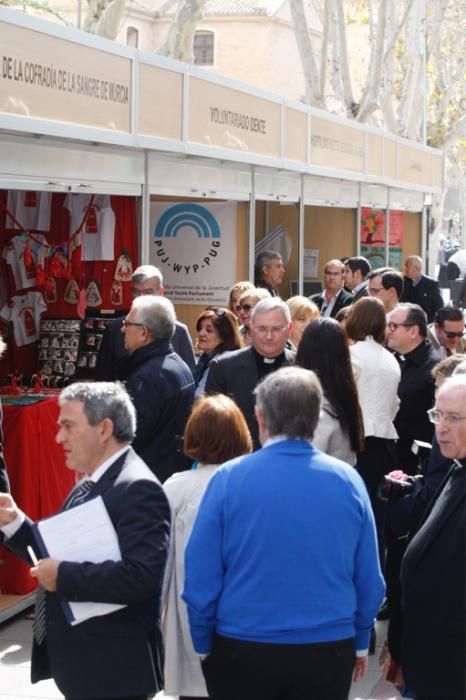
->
xmin=162 ymin=464 xmax=218 ymax=696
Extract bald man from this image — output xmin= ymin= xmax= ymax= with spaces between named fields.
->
xmin=400 ymin=256 xmax=444 ymax=323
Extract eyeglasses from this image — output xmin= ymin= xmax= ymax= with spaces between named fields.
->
xmin=122 ymin=318 xmax=146 ymax=329
xmin=440 ymin=329 xmax=465 ymax=339
xmin=427 ymin=408 xmax=466 ymax=425
xmin=387 ymin=322 xmax=414 ymax=332
xmin=236 ymin=304 xmax=253 ymax=312
xmin=253 ymin=325 xmax=288 ymax=335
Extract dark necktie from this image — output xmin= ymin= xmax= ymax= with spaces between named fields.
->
xmin=32 ymin=479 xmax=94 ymax=644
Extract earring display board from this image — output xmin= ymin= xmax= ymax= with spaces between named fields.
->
xmin=38 ymin=318 xmax=81 ymax=385
xmin=75 ymin=311 xmax=126 ymax=380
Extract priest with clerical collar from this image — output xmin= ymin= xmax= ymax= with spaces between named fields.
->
xmin=205 ymin=298 xmax=295 ymax=449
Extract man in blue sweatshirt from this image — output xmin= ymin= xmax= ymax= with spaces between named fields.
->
xmin=183 ymin=366 xmax=385 ymax=700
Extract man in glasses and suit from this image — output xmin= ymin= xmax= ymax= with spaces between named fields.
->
xmin=95 ymin=265 xmax=195 ymax=380
xmin=400 ymin=375 xmax=465 ymax=700
xmin=206 ymin=298 xmax=294 ymax=449
xmin=0 ymin=381 xmax=170 ymax=700
xmin=386 ymin=303 xmax=441 ymax=474
xmin=383 ymin=303 xmax=440 ymax=626
xmin=427 ymin=305 xmax=466 ymax=358
xmin=123 ymin=295 xmax=194 ymax=482
xmin=310 ymin=259 xmax=352 ymax=318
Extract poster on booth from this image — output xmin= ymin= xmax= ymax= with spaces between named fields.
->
xmin=149 ymin=202 xmax=237 ymax=305
xmin=360 ymin=208 xmax=404 ymax=272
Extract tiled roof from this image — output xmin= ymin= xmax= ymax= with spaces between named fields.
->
xmin=154 ymin=0 xmax=282 ymax=18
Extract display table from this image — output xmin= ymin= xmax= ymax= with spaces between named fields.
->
xmin=0 ymin=395 xmax=75 ymax=595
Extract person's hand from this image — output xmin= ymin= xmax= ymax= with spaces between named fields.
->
xmin=386 ymin=469 xmax=408 ymax=482
xmin=353 ymin=655 xmax=368 ymax=682
xmin=30 ymin=558 xmax=60 ymax=591
xmin=0 ymin=493 xmax=20 ymax=525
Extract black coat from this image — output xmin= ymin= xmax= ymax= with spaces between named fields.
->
xmin=386 ymin=436 xmax=453 ymax=535
xmin=6 ymin=448 xmax=171 ymax=699
xmin=393 ymin=341 xmax=440 ymax=472
xmin=125 ymin=339 xmax=195 ymax=482
xmin=351 ymin=283 xmax=369 ymax=303
xmin=400 ymin=275 xmax=444 ymax=323
xmin=401 ymin=461 xmax=465 ymax=698
xmin=310 ymin=288 xmax=353 ymax=317
xmin=95 ymin=316 xmax=196 ymax=381
xmin=205 ymin=345 xmax=295 ymax=449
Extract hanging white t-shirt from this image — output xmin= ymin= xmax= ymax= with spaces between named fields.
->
xmin=6 ymin=191 xmax=52 ymax=232
xmin=0 ymin=291 xmax=47 ymax=346
xmin=64 ymin=194 xmax=115 ymax=261
xmin=2 ymin=234 xmax=48 ymax=291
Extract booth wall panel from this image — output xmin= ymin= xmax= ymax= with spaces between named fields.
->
xmin=304 ymin=207 xmax=356 ymax=280
xmin=400 ymin=212 xmax=422 ymax=264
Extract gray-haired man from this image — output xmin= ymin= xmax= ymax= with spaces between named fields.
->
xmin=96 ymin=264 xmax=195 ymax=380
xmin=205 ymin=297 xmax=295 ymax=448
xmin=0 ymin=381 xmax=170 ymax=700
xmin=184 ymin=367 xmax=384 ymax=700
xmin=123 ymin=295 xmax=195 ymax=482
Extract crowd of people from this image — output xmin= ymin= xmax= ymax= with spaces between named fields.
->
xmin=0 ymin=250 xmax=464 ymax=700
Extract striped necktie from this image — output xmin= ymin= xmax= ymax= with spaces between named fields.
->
xmin=32 ymin=479 xmax=94 ymax=644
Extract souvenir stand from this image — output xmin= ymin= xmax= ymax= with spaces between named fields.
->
xmin=0 ymin=7 xmax=444 ymax=620
xmin=0 ymin=190 xmax=139 ymax=617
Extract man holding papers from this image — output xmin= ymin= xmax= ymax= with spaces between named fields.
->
xmin=0 ymin=381 xmax=171 ymax=700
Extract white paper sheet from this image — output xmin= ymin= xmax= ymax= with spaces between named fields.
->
xmin=35 ymin=495 xmax=125 ymax=625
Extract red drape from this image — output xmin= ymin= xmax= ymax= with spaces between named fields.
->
xmin=0 ymin=396 xmax=75 ymax=594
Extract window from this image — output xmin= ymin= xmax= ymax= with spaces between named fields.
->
xmin=126 ymin=26 xmax=139 ymax=48
xmin=193 ymin=31 xmax=214 ymax=66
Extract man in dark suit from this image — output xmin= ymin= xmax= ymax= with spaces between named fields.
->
xmin=95 ymin=264 xmax=195 ymax=380
xmin=344 ymin=256 xmax=371 ymax=303
xmin=400 ymin=375 xmax=466 ymax=699
xmin=400 ymin=255 xmax=444 ymax=323
xmin=205 ymin=298 xmax=294 ymax=449
xmin=0 ymin=381 xmax=170 ymax=700
xmin=386 ymin=303 xmax=440 ymax=473
xmin=123 ymin=295 xmax=195 ymax=483
xmin=310 ymin=259 xmax=352 ymax=317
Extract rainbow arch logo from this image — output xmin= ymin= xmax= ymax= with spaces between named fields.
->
xmin=154 ymin=203 xmax=221 ymax=240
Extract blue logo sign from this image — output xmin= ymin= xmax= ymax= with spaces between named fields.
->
xmin=153 ymin=203 xmax=222 ymax=275
xmin=155 ymin=203 xmax=221 ymax=240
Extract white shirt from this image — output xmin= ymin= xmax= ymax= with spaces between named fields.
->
xmin=2 ymin=234 xmax=48 ymax=290
xmin=64 ymin=193 xmax=115 ymax=261
xmin=0 ymin=291 xmax=47 ymax=346
xmin=350 ymin=337 xmax=400 ymax=439
xmin=6 ymin=191 xmax=51 ymax=232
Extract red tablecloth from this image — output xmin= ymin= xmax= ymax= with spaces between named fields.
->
xmin=0 ymin=396 xmax=75 ymax=594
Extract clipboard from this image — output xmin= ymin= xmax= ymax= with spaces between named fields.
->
xmin=32 ymin=495 xmax=126 ymax=625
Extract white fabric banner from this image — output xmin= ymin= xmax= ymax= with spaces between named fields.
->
xmin=149 ymin=201 xmax=237 ymax=305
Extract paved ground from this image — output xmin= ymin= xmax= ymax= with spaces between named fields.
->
xmin=0 ymin=611 xmax=402 ymax=700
